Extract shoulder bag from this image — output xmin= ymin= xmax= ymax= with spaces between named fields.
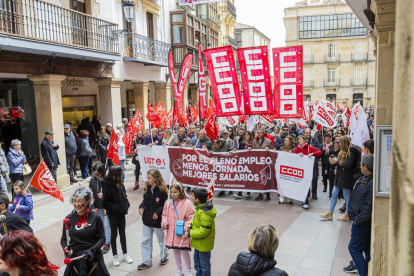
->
xmin=22 ymin=162 xmax=32 ymax=176
xmin=173 ymin=200 xmax=185 ymax=236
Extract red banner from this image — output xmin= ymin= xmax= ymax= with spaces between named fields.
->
xmin=273 ymin=46 xmax=304 ymax=118
xmin=177 ymin=53 xmax=193 ymax=103
xmin=123 ymin=110 xmax=143 ymax=154
xmin=169 ymin=148 xmax=278 ymax=192
xmin=107 ymin=130 xmax=120 ymax=166
xmin=237 ymin=46 xmax=273 ymax=115
xmin=203 ymin=112 xmax=219 ymax=142
xmin=30 ymin=159 xmax=63 ymax=202
xmin=204 ymin=46 xmax=242 ymax=117
xmin=169 ymin=49 xmax=179 ymax=101
xmin=199 ymin=44 xmax=207 ymax=120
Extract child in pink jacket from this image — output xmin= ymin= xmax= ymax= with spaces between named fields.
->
xmin=162 ymin=182 xmax=194 ymax=276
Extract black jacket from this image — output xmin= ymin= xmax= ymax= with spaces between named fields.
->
xmin=139 ymin=186 xmax=168 ymax=228
xmin=321 ymin=145 xmax=334 ymax=168
xmin=348 ymin=175 xmax=373 ymax=227
xmin=0 ymin=210 xmax=33 ymax=235
xmin=91 ymin=119 xmax=101 ymax=136
xmin=97 ymin=135 xmax=109 ymax=161
xmin=40 ymin=138 xmax=60 ymax=168
xmin=228 ymin=252 xmax=288 ymax=276
xmin=334 ymin=151 xmax=357 ymax=190
xmin=326 ymin=150 xmax=339 ymax=171
xmin=101 ymin=177 xmax=130 ymax=216
xmin=77 ymin=122 xmax=97 ymax=143
xmin=89 ymin=177 xmax=103 ymax=209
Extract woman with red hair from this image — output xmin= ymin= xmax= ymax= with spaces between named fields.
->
xmin=0 ymin=230 xmax=58 ymax=276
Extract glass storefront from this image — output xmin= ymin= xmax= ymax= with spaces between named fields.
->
xmin=0 ymin=79 xmax=39 ymax=160
xmin=62 ymin=96 xmax=96 ymax=129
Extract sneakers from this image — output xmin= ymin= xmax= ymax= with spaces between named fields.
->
xmin=137 ymin=263 xmax=152 ymax=270
xmin=122 ymin=253 xmax=133 ymax=264
xmin=133 ymin=182 xmax=140 ymax=190
xmin=255 ymin=194 xmax=264 ymax=201
xmin=160 ymin=258 xmax=169 ymax=265
xmin=337 ymin=212 xmax=349 ymax=221
xmin=229 ymin=191 xmax=233 ymax=195
xmin=319 ymin=210 xmax=333 ymax=220
xmin=343 ymin=261 xmax=358 ymax=273
xmin=102 ymin=244 xmax=110 ymax=254
xmin=186 ymin=270 xmax=193 ymax=276
xmin=246 ymin=192 xmax=251 ymax=198
xmin=265 ymin=195 xmax=271 ymax=201
xmin=234 ymin=192 xmax=242 ymax=199
xmin=174 ymin=272 xmax=184 ymax=276
xmin=301 ymin=202 xmax=309 ymax=209
xmin=217 ymin=191 xmax=225 ymax=198
xmin=113 ymin=256 xmax=120 ymax=267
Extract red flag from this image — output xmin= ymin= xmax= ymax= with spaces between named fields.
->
xmin=177 ymin=53 xmax=193 ymax=103
xmin=207 ymin=105 xmax=214 ymax=120
xmin=29 ymin=159 xmax=63 ymax=202
xmin=9 ymin=107 xmax=25 ymax=120
xmin=204 ymin=46 xmax=242 ymax=117
xmin=135 ymin=108 xmax=144 ymax=131
xmin=237 ymin=46 xmax=274 ymax=115
xmin=107 ymin=130 xmax=120 ymax=166
xmin=122 ymin=111 xmax=142 ymax=154
xmin=238 ymin=115 xmax=247 ymax=123
xmin=155 ymin=102 xmax=168 ymax=125
xmin=273 ymin=46 xmax=304 ymax=118
xmin=209 ymin=99 xmax=216 ymax=114
xmin=199 ymin=44 xmax=207 ymax=120
xmin=146 ymin=103 xmax=162 ymax=128
xmin=183 ymin=105 xmax=190 ymax=127
xmin=189 ymin=105 xmax=198 ymax=122
xmin=204 ymin=113 xmax=218 ymax=142
xmin=165 ymin=108 xmax=173 ymax=128
xmin=207 ymin=177 xmax=215 ymax=203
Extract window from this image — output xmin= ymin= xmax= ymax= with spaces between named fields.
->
xmin=304 ymin=94 xmax=311 ymax=102
xmin=198 ymin=4 xmax=207 ymax=19
xmin=326 ymin=94 xmax=336 ymax=101
xmin=70 ymin=0 xmax=85 ymax=12
xmin=172 ymin=14 xmax=183 ymax=23
xmin=327 ymin=68 xmax=338 ymax=82
xmin=328 ymin=43 xmax=336 ymax=59
xmin=299 ymin=13 xmax=367 ymax=39
xmin=353 ymin=93 xmax=364 ymax=106
xmin=303 ymin=45 xmax=311 ymax=61
xmin=146 ymin=12 xmax=154 ymax=39
xmin=172 ymin=25 xmax=184 ymax=43
xmin=304 ymin=68 xmax=311 ymax=87
xmin=354 ymin=66 xmax=364 ymax=85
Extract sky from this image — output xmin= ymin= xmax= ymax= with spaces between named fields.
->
xmin=235 ymin=0 xmax=301 ymax=49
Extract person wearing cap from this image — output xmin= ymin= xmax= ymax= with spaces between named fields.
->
xmin=40 ymin=130 xmax=60 ymax=183
xmin=64 ymin=124 xmax=77 ymax=183
xmin=122 ymin=118 xmax=128 ymax=133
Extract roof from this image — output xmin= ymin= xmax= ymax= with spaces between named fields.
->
xmin=235 ymin=22 xmax=271 ymax=42
xmin=286 ymin=0 xmax=346 ymax=10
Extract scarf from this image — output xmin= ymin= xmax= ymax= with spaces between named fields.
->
xmin=324 ymin=142 xmax=332 ymax=154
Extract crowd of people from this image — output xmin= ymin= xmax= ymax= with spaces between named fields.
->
xmin=0 ymin=106 xmax=376 ymax=276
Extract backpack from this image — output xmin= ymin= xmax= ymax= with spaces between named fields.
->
xmin=119 ymin=188 xmax=130 ymax=215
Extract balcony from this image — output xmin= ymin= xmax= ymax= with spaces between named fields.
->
xmin=223 ymin=0 xmax=237 ymax=19
xmin=351 ymin=78 xmax=368 ymax=87
xmin=303 ymin=80 xmax=314 ymax=88
xmin=0 ymin=0 xmax=120 ymax=61
xmin=303 ymin=55 xmax=314 ymax=64
xmin=226 ymin=36 xmax=238 ymax=50
xmin=324 ymin=54 xmax=341 ymax=63
xmin=123 ymin=33 xmax=171 ymax=67
xmin=351 ymin=52 xmax=368 ymax=62
xmin=324 ymin=79 xmax=340 ymax=87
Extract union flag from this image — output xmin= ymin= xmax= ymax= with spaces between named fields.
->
xmin=29 ymin=159 xmax=63 ymax=202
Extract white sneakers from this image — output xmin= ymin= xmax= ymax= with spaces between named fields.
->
xmin=174 ymin=270 xmax=192 ymax=276
xmin=113 ymin=254 xmax=133 ymax=266
xmin=113 ymin=256 xmax=120 ymax=267
xmin=186 ymin=270 xmax=193 ymax=276
xmin=122 ymin=253 xmax=133 ymax=264
xmin=174 ymin=272 xmax=184 ymax=276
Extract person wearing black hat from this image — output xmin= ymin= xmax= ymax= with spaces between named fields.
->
xmin=40 ymin=131 xmax=60 ymax=183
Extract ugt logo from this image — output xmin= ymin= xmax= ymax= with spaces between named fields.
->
xmin=280 ymin=166 xmax=304 ymax=179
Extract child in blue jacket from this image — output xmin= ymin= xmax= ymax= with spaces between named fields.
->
xmin=8 ymin=181 xmax=33 ymax=225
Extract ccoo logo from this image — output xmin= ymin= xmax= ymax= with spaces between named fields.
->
xmin=280 ymin=165 xmax=304 ymax=179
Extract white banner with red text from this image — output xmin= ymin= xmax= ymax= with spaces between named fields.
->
xmin=137 ymin=146 xmax=314 ymax=199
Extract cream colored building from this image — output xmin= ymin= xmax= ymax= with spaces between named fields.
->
xmin=218 ymin=0 xmax=237 ymax=49
xmin=284 ymin=0 xmax=376 ymax=107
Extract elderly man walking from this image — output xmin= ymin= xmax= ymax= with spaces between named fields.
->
xmin=40 ymin=131 xmax=60 ymax=183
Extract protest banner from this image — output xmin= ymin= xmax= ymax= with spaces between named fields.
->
xmin=275 ymin=151 xmax=315 ymax=202
xmin=137 ymin=146 xmax=314 ymax=197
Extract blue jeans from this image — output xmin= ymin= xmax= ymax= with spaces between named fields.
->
xmin=78 ymin=156 xmax=90 ymax=179
xmin=120 ymin=160 xmax=125 ymax=182
xmin=0 ymin=175 xmax=7 ymax=194
xmin=97 ymin=208 xmax=111 ymax=244
xmin=194 ymin=249 xmax=211 ymax=276
xmin=348 ymin=222 xmax=371 ymax=276
xmin=329 ymin=185 xmax=351 ymax=213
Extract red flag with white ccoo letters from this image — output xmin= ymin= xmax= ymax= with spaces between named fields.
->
xmin=29 ymin=159 xmax=63 ymax=202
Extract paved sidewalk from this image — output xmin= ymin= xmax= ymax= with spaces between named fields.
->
xmin=29 ymin=163 xmax=353 ymax=276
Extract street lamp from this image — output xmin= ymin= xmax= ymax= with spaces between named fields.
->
xmin=122 ymin=0 xmax=135 ymax=57
xmin=122 ymin=0 xmax=135 ymax=23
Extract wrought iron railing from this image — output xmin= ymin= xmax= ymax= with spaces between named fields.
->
xmin=124 ymin=33 xmax=170 ymax=66
xmin=324 ymin=54 xmax=341 ymax=63
xmin=223 ymin=0 xmax=236 ymax=18
xmin=351 ymin=52 xmax=368 ymax=62
xmin=351 ymin=78 xmax=368 ymax=87
xmin=324 ymin=79 xmax=340 ymax=87
xmin=0 ymin=0 xmax=119 ymax=53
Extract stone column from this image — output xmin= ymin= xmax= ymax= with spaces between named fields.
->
xmin=95 ymin=78 xmax=123 ymax=128
xmin=29 ymin=74 xmax=69 ymax=188
xmin=389 ymin=0 xmax=414 ymax=275
xmin=155 ymin=82 xmax=172 ymax=111
xmin=133 ymin=82 xmax=149 ymax=128
xmin=189 ymin=84 xmax=199 ymax=106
